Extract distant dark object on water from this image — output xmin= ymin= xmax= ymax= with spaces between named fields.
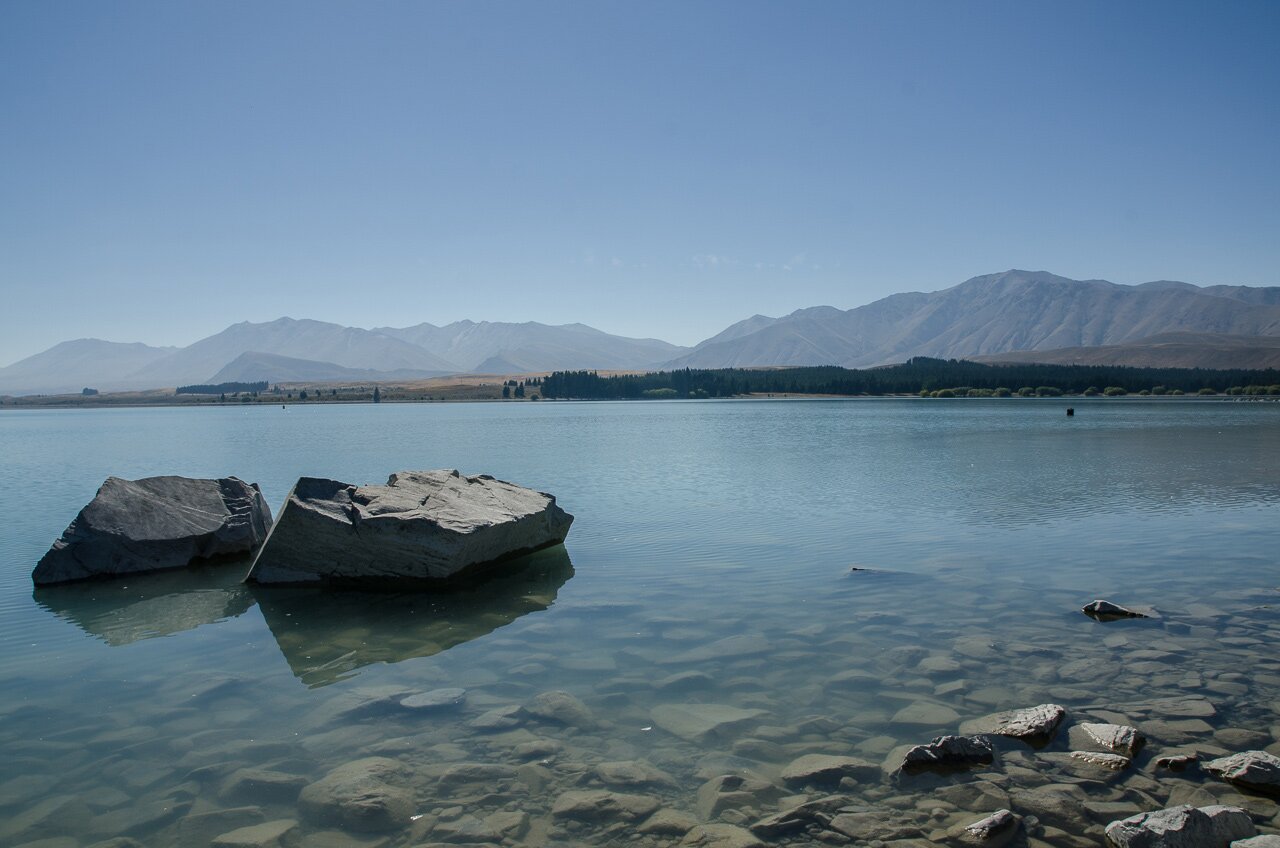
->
xmin=1066 ymin=407 xmax=1074 ymax=416
xmin=1082 ymin=599 xmax=1150 ymax=621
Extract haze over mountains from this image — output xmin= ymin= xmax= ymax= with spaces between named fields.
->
xmin=3 ymin=270 xmax=1279 ymax=395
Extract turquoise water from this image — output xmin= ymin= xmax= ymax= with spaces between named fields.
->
xmin=1 ymin=399 xmax=1278 ymax=846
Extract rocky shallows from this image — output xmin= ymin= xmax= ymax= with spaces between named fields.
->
xmin=33 ymin=475 xmax=273 ymax=585
xmin=245 ymin=469 xmax=573 ymax=585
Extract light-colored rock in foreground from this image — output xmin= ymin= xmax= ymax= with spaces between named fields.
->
xmin=34 ymin=475 xmax=272 ymax=585
xmin=1104 ymin=804 xmax=1255 ymax=848
xmin=954 ymin=809 xmax=1021 ymax=848
xmin=246 ymin=469 xmax=572 ymax=584
xmin=1075 ymin=722 xmax=1144 ymax=756
xmin=1204 ymin=751 xmax=1280 ymax=796
xmin=960 ymin=703 xmax=1066 ymax=741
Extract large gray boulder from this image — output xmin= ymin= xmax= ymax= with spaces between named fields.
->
xmin=245 ymin=469 xmax=573 ymax=585
xmin=33 ymin=476 xmax=273 ymax=585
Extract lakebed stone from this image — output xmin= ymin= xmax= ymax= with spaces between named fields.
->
xmin=960 ymin=703 xmax=1066 ymax=741
xmin=651 ymin=703 xmax=767 ymax=742
xmin=34 ymin=476 xmax=272 ymax=585
xmin=1104 ymin=804 xmax=1255 ymax=848
xmin=898 ymin=735 xmax=995 ymax=771
xmin=1072 ymin=722 xmax=1144 ymax=756
xmin=297 ymin=757 xmax=414 ymax=833
xmin=246 ymin=470 xmax=572 ymax=584
xmin=780 ymin=754 xmax=879 ymax=787
xmin=1204 ymin=751 xmax=1280 ymax=796
xmin=953 ymin=809 xmax=1022 ymax=848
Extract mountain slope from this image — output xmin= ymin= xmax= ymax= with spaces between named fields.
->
xmin=208 ymin=352 xmax=453 ymax=384
xmin=975 ymin=332 xmax=1280 ymax=370
xmin=376 ymin=320 xmax=688 ymax=371
xmin=0 ymin=339 xmax=177 ymax=395
xmin=669 ymin=271 xmax=1280 ymax=369
xmin=127 ymin=318 xmax=462 ymax=387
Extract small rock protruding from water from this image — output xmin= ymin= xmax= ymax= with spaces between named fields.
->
xmin=1082 ymin=599 xmax=1150 ymax=621
xmin=1071 ymin=722 xmax=1145 ymax=756
xmin=898 ymin=735 xmax=995 ymax=772
xmin=1203 ymin=750 xmax=1280 ymax=796
xmin=1104 ymin=804 xmax=1255 ymax=848
xmin=960 ymin=703 xmax=1066 ymax=742
xmin=1069 ymin=750 xmax=1131 ymax=770
xmin=952 ymin=809 xmax=1022 ymax=848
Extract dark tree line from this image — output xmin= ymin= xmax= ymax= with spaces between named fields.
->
xmin=176 ymin=381 xmax=269 ymax=395
xmin=541 ymin=359 xmax=1280 ymax=400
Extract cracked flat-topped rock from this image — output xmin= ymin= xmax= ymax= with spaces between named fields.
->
xmin=960 ymin=703 xmax=1066 ymax=741
xmin=34 ymin=475 xmax=273 ymax=585
xmin=246 ymin=469 xmax=573 ymax=584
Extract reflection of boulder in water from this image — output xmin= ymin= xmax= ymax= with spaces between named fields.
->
xmin=32 ymin=559 xmax=255 ymax=646
xmin=252 ymin=546 xmax=575 ymax=688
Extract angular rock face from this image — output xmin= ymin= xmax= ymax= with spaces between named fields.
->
xmin=898 ymin=735 xmax=995 ymax=771
xmin=1204 ymin=751 xmax=1280 ymax=796
xmin=1076 ymin=722 xmax=1144 ymax=756
xmin=245 ymin=470 xmax=573 ymax=585
xmin=961 ymin=704 xmax=1066 ymax=742
xmin=34 ymin=476 xmax=273 ymax=585
xmin=1104 ymin=804 xmax=1255 ymax=848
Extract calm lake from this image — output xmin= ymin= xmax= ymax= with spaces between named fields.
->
xmin=1 ymin=398 xmax=1278 ymax=847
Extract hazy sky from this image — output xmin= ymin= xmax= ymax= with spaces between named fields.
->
xmin=2 ymin=1 xmax=1278 ymax=365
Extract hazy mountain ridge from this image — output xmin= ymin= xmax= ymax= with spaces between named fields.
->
xmin=6 ymin=270 xmax=1280 ymax=395
xmin=664 ymin=270 xmax=1280 ymax=369
xmin=209 ymin=352 xmax=451 ymax=384
xmin=0 ymin=339 xmax=178 ymax=395
xmin=0 ymin=317 xmax=693 ymax=394
xmin=376 ymin=320 xmax=685 ymax=372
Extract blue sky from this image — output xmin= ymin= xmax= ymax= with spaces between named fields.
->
xmin=2 ymin=0 xmax=1278 ymax=364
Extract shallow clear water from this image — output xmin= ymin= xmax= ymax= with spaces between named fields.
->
xmin=1 ymin=398 xmax=1278 ymax=846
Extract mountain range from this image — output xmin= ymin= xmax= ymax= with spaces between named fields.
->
xmin=3 ymin=270 xmax=1279 ymax=395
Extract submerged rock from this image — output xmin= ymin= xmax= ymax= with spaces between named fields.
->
xmin=550 ymin=789 xmax=660 ymax=822
xmin=1104 ymin=804 xmax=1255 ymax=848
xmin=33 ymin=476 xmax=272 ymax=585
xmin=1082 ymin=599 xmax=1150 ymax=621
xmin=246 ymin=470 xmax=572 ymax=585
xmin=651 ymin=703 xmax=767 ymax=742
xmin=960 ymin=703 xmax=1066 ymax=742
xmin=297 ymin=757 xmax=413 ymax=833
xmin=898 ymin=735 xmax=994 ymax=771
xmin=780 ymin=754 xmax=879 ymax=787
xmin=1204 ymin=751 xmax=1280 ymax=796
